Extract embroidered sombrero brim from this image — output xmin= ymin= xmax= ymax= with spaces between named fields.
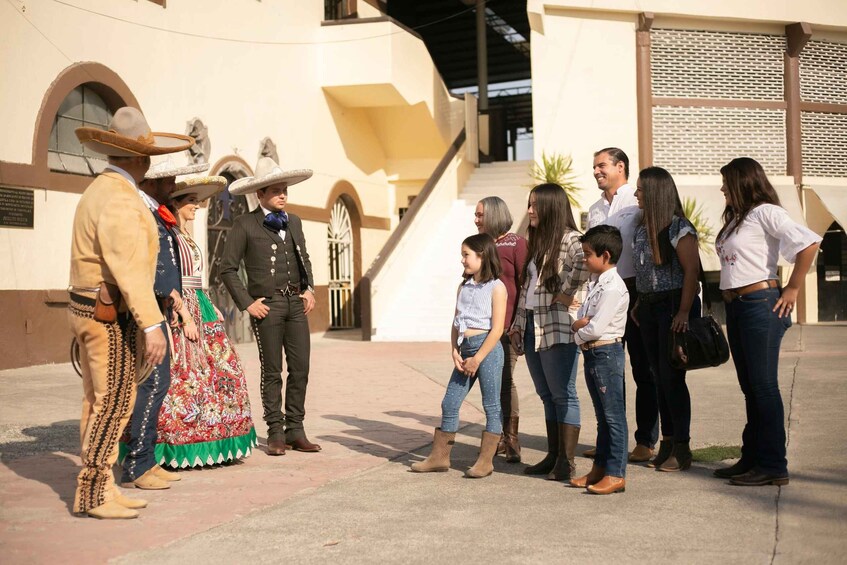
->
xmin=76 ymin=128 xmax=195 ymax=157
xmin=171 ymin=176 xmax=227 ymax=202
xmin=146 ymin=161 xmax=209 ymax=179
xmin=228 ymin=169 xmax=313 ymax=196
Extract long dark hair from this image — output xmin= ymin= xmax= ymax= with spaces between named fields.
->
xmin=638 ymin=167 xmax=686 ymax=266
xmin=523 ymin=183 xmax=579 ymax=293
xmin=462 ymin=233 xmax=502 ymax=283
xmin=717 ymin=157 xmax=781 ymax=240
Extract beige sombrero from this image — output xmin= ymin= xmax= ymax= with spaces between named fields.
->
xmin=228 ymin=157 xmax=312 ymax=196
xmin=171 ymin=176 xmax=228 ymax=202
xmin=76 ymin=106 xmax=194 ymax=157
xmin=145 ymin=155 xmax=210 ymax=179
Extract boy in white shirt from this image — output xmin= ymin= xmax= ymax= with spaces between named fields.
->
xmin=570 ymin=225 xmax=630 ymax=495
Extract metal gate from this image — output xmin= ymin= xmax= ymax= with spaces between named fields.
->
xmin=328 ymin=199 xmax=354 ymax=328
xmin=207 ymin=173 xmax=253 ymax=343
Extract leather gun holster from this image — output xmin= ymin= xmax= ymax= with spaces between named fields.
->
xmin=93 ymin=282 xmax=121 ymax=323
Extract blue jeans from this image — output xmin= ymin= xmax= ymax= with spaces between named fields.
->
xmin=122 ymin=320 xmax=171 ymax=481
xmin=584 ymin=343 xmax=628 ymax=477
xmin=637 ymin=294 xmax=700 ymax=442
xmin=523 ymin=311 xmax=581 ymax=426
xmin=725 ymin=287 xmax=791 ymax=476
xmin=440 ymin=332 xmax=504 ymax=434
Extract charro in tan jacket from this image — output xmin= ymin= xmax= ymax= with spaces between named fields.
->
xmin=69 ymin=171 xmax=163 ymax=329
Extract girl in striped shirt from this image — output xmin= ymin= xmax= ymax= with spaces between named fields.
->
xmin=411 ymin=233 xmax=507 ymax=478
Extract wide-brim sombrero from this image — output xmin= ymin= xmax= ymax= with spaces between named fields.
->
xmin=228 ymin=157 xmax=312 ymax=196
xmin=75 ymin=106 xmax=194 ymax=157
xmin=171 ymin=176 xmax=228 ymax=202
xmin=145 ymin=157 xmax=209 ymax=179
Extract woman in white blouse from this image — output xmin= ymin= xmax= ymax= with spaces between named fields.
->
xmin=715 ymin=157 xmax=821 ymax=486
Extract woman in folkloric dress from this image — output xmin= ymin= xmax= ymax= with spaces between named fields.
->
xmin=157 ymin=175 xmax=257 ymax=468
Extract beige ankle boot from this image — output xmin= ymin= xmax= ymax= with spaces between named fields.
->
xmin=86 ymin=500 xmax=139 ymax=520
xmin=465 ymin=431 xmax=500 ymax=478
xmin=152 ymin=464 xmax=181 ymax=482
xmin=411 ymin=428 xmax=456 ymax=472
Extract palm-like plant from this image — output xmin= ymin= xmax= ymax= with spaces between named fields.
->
xmin=682 ymin=197 xmax=715 ymax=255
xmin=529 ymin=151 xmax=581 ymax=206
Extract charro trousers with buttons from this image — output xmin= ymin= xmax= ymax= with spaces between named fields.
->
xmin=69 ymin=297 xmax=138 ymax=513
xmin=251 ymin=293 xmax=310 ymax=442
xmin=121 ymin=320 xmax=171 ymax=482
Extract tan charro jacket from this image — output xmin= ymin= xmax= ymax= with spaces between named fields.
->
xmin=69 ymin=171 xmax=164 ymax=329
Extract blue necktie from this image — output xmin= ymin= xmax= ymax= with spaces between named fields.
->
xmin=263 ymin=211 xmax=288 ymax=232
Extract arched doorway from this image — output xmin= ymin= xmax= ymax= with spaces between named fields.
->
xmin=817 ymin=221 xmax=847 ymax=321
xmin=208 ymin=158 xmax=254 ymax=342
xmin=328 ymin=198 xmax=355 ymax=329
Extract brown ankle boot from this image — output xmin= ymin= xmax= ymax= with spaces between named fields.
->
xmin=525 ymin=420 xmax=558 ymax=475
xmin=570 ymin=463 xmax=605 ymax=488
xmin=411 ymin=428 xmax=455 ymax=473
xmin=504 ymin=416 xmax=521 ymax=463
xmin=647 ymin=439 xmax=673 ymax=469
xmin=466 ymin=431 xmax=500 ymax=478
xmin=658 ymin=440 xmax=692 ymax=472
xmin=547 ymin=423 xmax=580 ymax=481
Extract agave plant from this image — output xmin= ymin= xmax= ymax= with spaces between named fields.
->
xmin=529 ymin=151 xmax=581 ymax=206
xmin=682 ymin=197 xmax=715 ymax=255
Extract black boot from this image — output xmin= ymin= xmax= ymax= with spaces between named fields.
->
xmin=658 ymin=440 xmax=692 ymax=472
xmin=713 ymin=458 xmax=754 ymax=479
xmin=525 ymin=420 xmax=558 ymax=475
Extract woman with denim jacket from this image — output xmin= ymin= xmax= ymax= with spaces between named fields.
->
xmin=714 ymin=157 xmax=821 ymax=486
xmin=632 ymin=167 xmax=701 ymax=473
xmin=509 ymin=183 xmax=589 ymax=482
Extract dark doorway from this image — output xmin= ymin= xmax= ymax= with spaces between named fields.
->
xmin=817 ymin=221 xmax=847 ymax=322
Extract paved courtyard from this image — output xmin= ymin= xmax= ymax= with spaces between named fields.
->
xmin=1 ymin=326 xmax=845 ymax=564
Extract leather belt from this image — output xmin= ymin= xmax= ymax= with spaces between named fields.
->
xmin=580 ymin=338 xmax=622 ymax=352
xmin=276 ymin=285 xmax=300 ymax=297
xmin=721 ymin=279 xmax=779 ymax=303
xmin=69 ymin=292 xmax=96 ymax=307
xmin=639 ymin=288 xmax=682 ymax=305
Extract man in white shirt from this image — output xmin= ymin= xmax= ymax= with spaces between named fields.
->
xmin=585 ymin=147 xmax=658 ymax=462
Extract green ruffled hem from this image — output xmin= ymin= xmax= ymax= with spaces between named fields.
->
xmin=119 ymin=427 xmax=258 ymax=469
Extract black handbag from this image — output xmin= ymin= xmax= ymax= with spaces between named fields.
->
xmin=668 ymin=258 xmax=730 ymax=371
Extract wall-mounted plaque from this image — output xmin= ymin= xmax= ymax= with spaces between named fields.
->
xmin=0 ymin=187 xmax=35 ymax=228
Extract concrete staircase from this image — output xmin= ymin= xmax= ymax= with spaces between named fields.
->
xmin=459 ymin=160 xmax=533 ymax=231
xmin=372 ymin=161 xmax=532 ymax=342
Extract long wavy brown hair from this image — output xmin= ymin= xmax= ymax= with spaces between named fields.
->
xmin=638 ymin=167 xmax=685 ymax=266
xmin=717 ymin=157 xmax=781 ymax=240
xmin=522 ymin=183 xmax=579 ymax=293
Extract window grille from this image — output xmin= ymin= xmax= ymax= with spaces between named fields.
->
xmin=800 ymin=39 xmax=847 ymax=105
xmin=801 ymin=111 xmax=847 ymax=177
xmin=651 ymin=29 xmax=785 ymax=100
xmin=49 ymin=85 xmax=111 ymax=176
xmin=653 ymin=106 xmax=786 ymax=175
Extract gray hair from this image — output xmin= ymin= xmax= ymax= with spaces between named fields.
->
xmin=478 ymin=196 xmax=514 ymax=237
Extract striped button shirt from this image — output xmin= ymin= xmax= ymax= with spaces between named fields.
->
xmin=453 ymin=278 xmax=505 ymax=345
xmin=511 ymin=230 xmax=589 ymax=351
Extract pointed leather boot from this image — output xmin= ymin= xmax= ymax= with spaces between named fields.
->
xmin=547 ymin=423 xmax=580 ymax=481
xmin=647 ymin=439 xmax=673 ymax=468
xmin=114 ymin=494 xmax=148 ymax=509
xmin=152 ymin=465 xmax=181 ymax=482
xmin=582 ymin=447 xmax=596 ymax=458
xmin=411 ymin=428 xmax=455 ymax=473
xmin=658 ymin=441 xmax=692 ymax=472
xmin=569 ymin=463 xmax=606 ymax=488
xmin=86 ymin=500 xmax=139 ymax=520
xmin=587 ymin=475 xmax=626 ymax=495
xmin=466 ymin=431 xmax=500 ymax=478
xmin=504 ymin=416 xmax=522 ymax=463
xmin=713 ymin=459 xmax=755 ymax=479
xmin=524 ymin=420 xmax=559 ymax=475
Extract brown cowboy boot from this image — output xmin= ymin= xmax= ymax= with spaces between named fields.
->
xmin=570 ymin=463 xmax=606 ymax=488
xmin=466 ymin=431 xmax=500 ymax=478
xmin=411 ymin=428 xmax=456 ymax=473
xmin=547 ymin=423 xmax=580 ymax=481
xmin=504 ymin=416 xmax=521 ymax=463
xmin=525 ymin=420 xmax=558 ymax=475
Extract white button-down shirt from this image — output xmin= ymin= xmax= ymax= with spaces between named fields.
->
xmin=587 ymin=183 xmax=641 ymax=279
xmin=574 ymin=267 xmax=629 ymax=345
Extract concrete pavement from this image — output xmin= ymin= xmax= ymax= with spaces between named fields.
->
xmin=1 ymin=326 xmax=846 ymax=563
